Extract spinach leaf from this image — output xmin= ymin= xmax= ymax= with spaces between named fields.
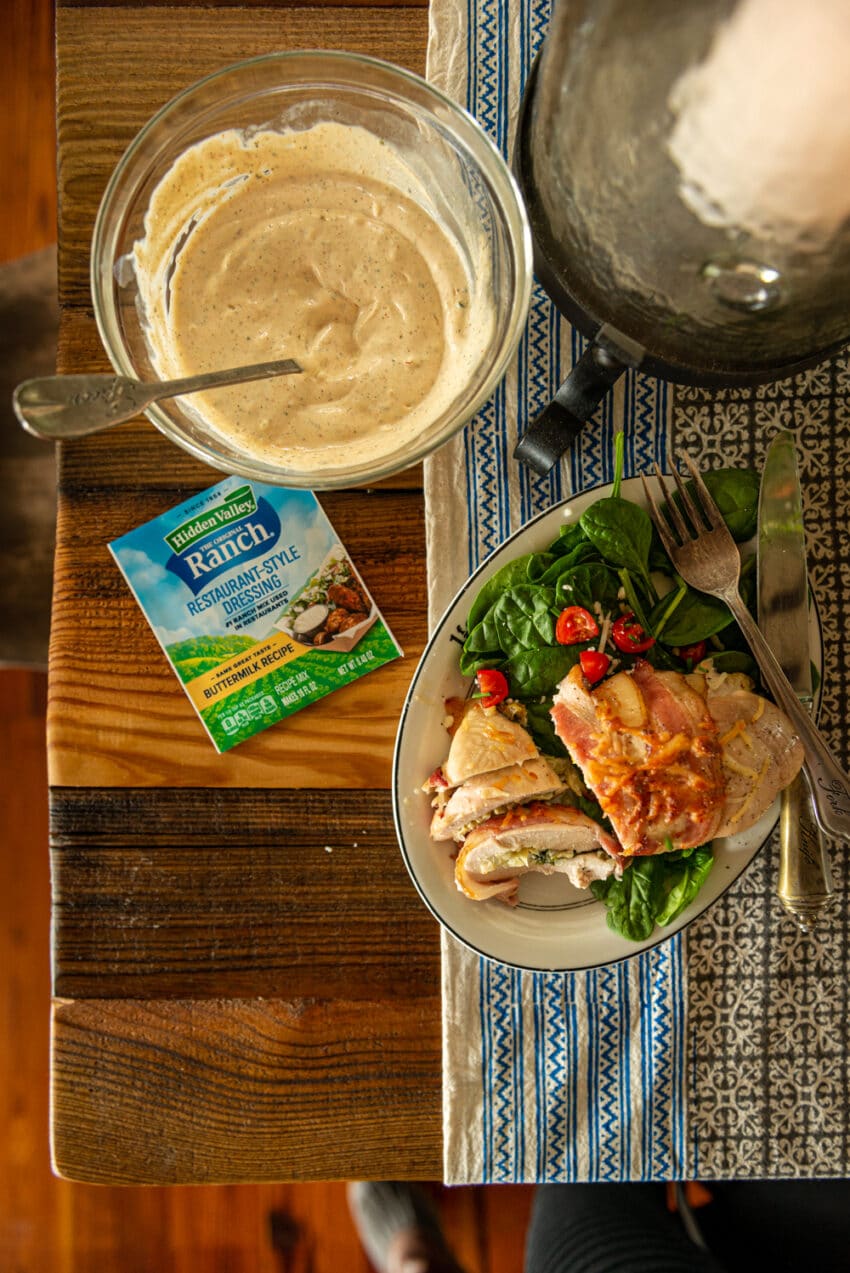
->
xmin=591 ymin=846 xmax=715 ymax=941
xmin=648 ymin=554 xmax=756 ymax=647
xmin=555 ymin=563 xmax=621 ymax=613
xmin=648 ymin=586 xmax=735 ymax=646
xmin=523 ymin=699 xmax=569 ymax=757
xmin=591 ymin=859 xmax=660 ymax=942
xmin=463 ymin=610 xmax=504 ymax=655
xmin=527 ymin=553 xmax=558 ymax=582
xmin=463 ymin=584 xmax=556 ymax=672
xmin=538 ymin=541 xmax=599 ymax=585
xmin=673 ymin=468 xmax=759 ymax=543
xmin=546 ymin=522 xmax=588 ymax=558
xmin=655 ymin=847 xmax=714 ymax=927
xmin=492 ymin=586 xmax=556 ymax=654
xmin=505 ymin=642 xmax=583 ymax=697
xmin=467 ymin=554 xmax=544 ymax=630
xmin=458 ymin=646 xmax=503 ymax=677
xmin=649 ymin=534 xmax=673 ymax=574
xmin=580 ymin=498 xmax=654 ymax=576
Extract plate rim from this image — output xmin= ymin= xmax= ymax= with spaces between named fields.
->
xmin=392 ymin=474 xmax=822 ymax=973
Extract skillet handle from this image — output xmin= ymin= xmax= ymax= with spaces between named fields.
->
xmin=513 ymin=340 xmax=628 ymax=476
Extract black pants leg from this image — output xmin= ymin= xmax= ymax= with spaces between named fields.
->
xmin=524 ymin=1183 xmax=726 ymax=1273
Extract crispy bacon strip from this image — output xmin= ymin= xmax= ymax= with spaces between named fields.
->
xmin=550 ymin=660 xmax=725 ymax=855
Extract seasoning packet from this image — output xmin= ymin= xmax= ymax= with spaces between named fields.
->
xmin=109 ymin=476 xmax=403 ymax=751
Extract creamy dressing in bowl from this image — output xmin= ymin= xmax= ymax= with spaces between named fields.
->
xmin=133 ymin=122 xmax=495 ymax=472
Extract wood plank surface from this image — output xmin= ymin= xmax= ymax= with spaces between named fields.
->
xmin=51 ymin=996 xmax=442 ymax=1183
xmin=56 ymin=5 xmax=429 ymax=306
xmin=51 ymin=787 xmax=439 ymax=998
xmin=50 ymin=9 xmax=432 ymax=790
xmin=48 ymin=471 xmax=425 ymax=787
xmin=50 ymin=0 xmax=444 ymax=1185
xmin=4 ymin=0 xmax=547 ymax=1245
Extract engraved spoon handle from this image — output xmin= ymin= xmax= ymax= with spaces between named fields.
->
xmin=13 ymin=357 xmax=303 ymax=440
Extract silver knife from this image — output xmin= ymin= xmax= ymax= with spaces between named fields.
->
xmin=757 ymin=430 xmax=835 ymax=931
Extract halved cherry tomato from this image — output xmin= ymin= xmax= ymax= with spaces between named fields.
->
xmin=611 ymin=611 xmax=655 ymax=654
xmin=475 ymin=667 xmax=509 ymax=709
xmin=675 ymin=640 xmax=707 ymax=668
xmin=555 ymin=605 xmax=599 ymax=645
xmin=580 ymin=649 xmax=611 ymax=684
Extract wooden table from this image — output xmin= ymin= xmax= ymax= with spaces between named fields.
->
xmin=51 ymin=0 xmax=441 ymax=1185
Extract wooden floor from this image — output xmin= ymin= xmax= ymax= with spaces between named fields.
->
xmin=0 ymin=2 xmax=534 ymax=1268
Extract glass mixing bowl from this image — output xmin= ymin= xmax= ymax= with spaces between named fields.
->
xmin=91 ymin=50 xmax=533 ymax=488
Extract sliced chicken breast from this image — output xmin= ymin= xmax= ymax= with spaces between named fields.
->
xmin=705 ymin=681 xmax=804 ymax=836
xmin=455 ymin=802 xmax=623 ymax=903
xmin=551 ymin=661 xmax=726 ymax=856
xmin=430 ymin=756 xmax=565 ymax=840
xmin=551 ymin=660 xmax=805 ymax=854
xmin=424 ymin=699 xmax=540 ymax=792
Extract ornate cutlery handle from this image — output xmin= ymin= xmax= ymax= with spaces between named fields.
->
xmin=778 ymin=770 xmax=836 ymax=932
xmin=13 ymin=358 xmax=302 ymax=440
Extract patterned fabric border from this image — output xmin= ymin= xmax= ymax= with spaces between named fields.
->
xmin=674 ymin=366 xmax=850 ymax=1178
xmin=428 ymin=0 xmax=850 ymax=1184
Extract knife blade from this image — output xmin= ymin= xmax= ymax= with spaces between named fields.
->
xmin=757 ymin=430 xmax=835 ymax=931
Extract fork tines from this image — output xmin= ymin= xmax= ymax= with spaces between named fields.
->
xmin=641 ymin=454 xmax=726 ymax=549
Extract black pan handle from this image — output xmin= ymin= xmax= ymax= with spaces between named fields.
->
xmin=513 ymin=339 xmax=632 ymax=476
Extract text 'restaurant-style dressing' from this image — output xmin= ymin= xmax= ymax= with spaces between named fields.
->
xmin=133 ymin=122 xmax=494 ymax=471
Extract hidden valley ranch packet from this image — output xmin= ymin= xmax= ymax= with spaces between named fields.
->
xmin=109 ymin=477 xmax=403 ymax=751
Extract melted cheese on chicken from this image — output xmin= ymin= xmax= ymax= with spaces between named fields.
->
xmin=551 ymin=661 xmax=727 ymax=855
xmin=551 ymin=660 xmax=804 ymax=855
xmin=439 ymin=700 xmax=539 ymax=787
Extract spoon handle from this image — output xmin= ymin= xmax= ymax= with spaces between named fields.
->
xmin=13 ymin=357 xmax=303 ymax=440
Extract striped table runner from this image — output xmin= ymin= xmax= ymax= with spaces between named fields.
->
xmin=426 ymin=0 xmax=850 ymax=1185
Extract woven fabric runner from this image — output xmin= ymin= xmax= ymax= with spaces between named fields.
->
xmin=425 ymin=0 xmax=850 ymax=1185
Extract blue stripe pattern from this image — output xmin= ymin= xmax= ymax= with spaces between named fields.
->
xmin=447 ymin=0 xmax=688 ymax=1182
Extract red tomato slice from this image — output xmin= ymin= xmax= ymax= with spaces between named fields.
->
xmin=475 ymin=667 xmax=509 ymax=708
xmin=555 ymin=605 xmax=599 ymax=645
xmin=579 ymin=649 xmax=611 ymax=684
xmin=675 ymin=640 xmax=707 ymax=668
xmin=611 ymin=612 xmax=655 ymax=654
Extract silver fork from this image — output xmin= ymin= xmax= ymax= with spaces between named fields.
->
xmin=642 ymin=454 xmax=850 ymax=841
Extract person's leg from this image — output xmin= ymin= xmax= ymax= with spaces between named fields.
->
xmin=524 ymin=1183 xmax=727 ymax=1273
xmin=347 ymin=1181 xmax=468 ymax=1273
xmin=696 ymin=1179 xmax=850 ymax=1272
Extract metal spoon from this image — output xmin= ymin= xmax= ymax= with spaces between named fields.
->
xmin=13 ymin=356 xmax=303 ymax=440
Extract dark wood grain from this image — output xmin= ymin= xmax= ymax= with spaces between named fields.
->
xmin=51 ymin=787 xmax=440 ymax=998
xmin=51 ymin=0 xmax=443 ymax=1185
xmin=51 ymin=996 xmax=442 ymax=1183
xmin=63 ymin=0 xmax=426 ymax=7
xmin=21 ymin=0 xmax=538 ymax=1239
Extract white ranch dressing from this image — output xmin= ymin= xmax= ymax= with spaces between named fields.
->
xmin=133 ymin=122 xmax=493 ymax=470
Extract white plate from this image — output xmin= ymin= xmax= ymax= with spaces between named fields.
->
xmin=392 ymin=476 xmax=822 ymax=972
